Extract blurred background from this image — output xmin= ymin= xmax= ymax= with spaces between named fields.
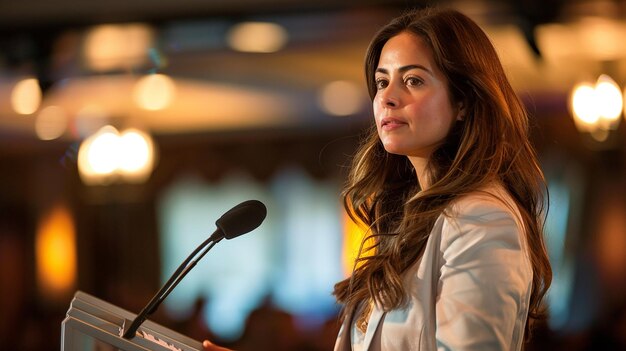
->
xmin=1 ymin=0 xmax=626 ymax=350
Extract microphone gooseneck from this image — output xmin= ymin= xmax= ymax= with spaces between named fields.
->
xmin=122 ymin=200 xmax=267 ymax=339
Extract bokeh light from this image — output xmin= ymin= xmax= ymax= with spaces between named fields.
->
xmin=596 ymin=74 xmax=622 ymax=122
xmin=227 ymin=22 xmax=288 ymax=53
xmin=36 ymin=204 xmax=76 ymax=299
xmin=318 ymin=80 xmax=364 ymax=116
xmin=78 ymin=125 xmax=156 ymax=185
xmin=11 ymin=77 xmax=42 ymax=115
xmin=88 ymin=126 xmax=122 ymax=175
xmin=570 ymin=74 xmax=623 ymax=142
xmin=35 ymin=106 xmax=68 ymax=140
xmin=118 ymin=128 xmax=155 ymax=183
xmin=84 ymin=24 xmax=153 ymax=71
xmin=571 ymin=82 xmax=599 ymax=129
xmin=133 ymin=74 xmax=176 ymax=111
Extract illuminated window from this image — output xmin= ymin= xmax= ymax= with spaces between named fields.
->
xmin=270 ymin=168 xmax=342 ymax=326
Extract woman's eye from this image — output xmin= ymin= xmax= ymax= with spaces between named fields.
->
xmin=405 ymin=77 xmax=422 ymax=86
xmin=375 ymin=79 xmax=388 ymax=90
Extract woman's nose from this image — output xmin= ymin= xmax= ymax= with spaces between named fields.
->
xmin=384 ymin=97 xmax=398 ymax=108
xmin=380 ymin=89 xmax=399 ymax=108
xmin=382 ymin=91 xmax=399 ymax=108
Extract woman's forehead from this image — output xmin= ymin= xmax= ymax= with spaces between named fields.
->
xmin=377 ymin=32 xmax=437 ymax=73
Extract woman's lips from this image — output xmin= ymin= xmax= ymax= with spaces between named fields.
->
xmin=381 ymin=117 xmax=407 ymax=131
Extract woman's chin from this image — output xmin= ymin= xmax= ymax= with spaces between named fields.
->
xmin=382 ymin=144 xmax=408 ymax=156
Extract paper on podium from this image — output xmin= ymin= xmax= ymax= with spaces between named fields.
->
xmin=61 ymin=291 xmax=203 ymax=351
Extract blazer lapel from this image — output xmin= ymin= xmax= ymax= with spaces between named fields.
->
xmin=334 ymin=317 xmax=352 ymax=351
xmin=362 ymin=304 xmax=385 ymax=350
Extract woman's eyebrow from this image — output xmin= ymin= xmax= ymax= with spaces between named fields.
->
xmin=375 ymin=64 xmax=433 ymax=76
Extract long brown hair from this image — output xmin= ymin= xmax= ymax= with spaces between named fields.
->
xmin=333 ymin=7 xmax=552 ymax=339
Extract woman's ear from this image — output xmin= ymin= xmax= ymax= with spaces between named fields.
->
xmin=456 ymin=100 xmax=466 ymax=121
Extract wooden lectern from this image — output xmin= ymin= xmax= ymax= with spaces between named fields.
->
xmin=61 ymin=291 xmax=203 ymax=351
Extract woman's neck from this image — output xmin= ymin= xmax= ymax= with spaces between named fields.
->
xmin=408 ymin=156 xmax=430 ymax=190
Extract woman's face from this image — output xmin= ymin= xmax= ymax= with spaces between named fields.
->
xmin=373 ymin=31 xmax=461 ymax=160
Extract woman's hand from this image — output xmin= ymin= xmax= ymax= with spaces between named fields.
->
xmin=202 ymin=340 xmax=233 ymax=351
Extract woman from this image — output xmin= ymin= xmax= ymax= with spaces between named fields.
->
xmin=204 ymin=6 xmax=552 ymax=351
xmin=332 ymin=7 xmax=551 ymax=351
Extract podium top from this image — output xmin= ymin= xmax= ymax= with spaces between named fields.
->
xmin=62 ymin=290 xmax=203 ymax=351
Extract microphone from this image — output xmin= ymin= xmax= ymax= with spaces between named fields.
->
xmin=122 ymin=199 xmax=267 ymax=339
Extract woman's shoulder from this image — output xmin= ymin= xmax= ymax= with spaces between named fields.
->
xmin=446 ymin=182 xmax=520 ymax=220
xmin=442 ymin=184 xmax=524 ymax=251
xmin=439 ymin=182 xmax=525 ymax=242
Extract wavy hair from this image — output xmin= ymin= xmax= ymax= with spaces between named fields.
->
xmin=333 ymin=7 xmax=552 ymax=340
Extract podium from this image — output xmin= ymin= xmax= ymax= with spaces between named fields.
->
xmin=61 ymin=291 xmax=203 ymax=351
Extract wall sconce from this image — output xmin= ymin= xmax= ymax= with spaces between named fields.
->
xmin=570 ymin=74 xmax=623 ymax=144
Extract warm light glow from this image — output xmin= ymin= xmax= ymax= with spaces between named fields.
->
xmin=537 ymin=18 xmax=626 ymax=64
xmin=342 ymin=210 xmax=371 ymax=277
xmin=227 ymin=22 xmax=288 ymax=53
xmin=35 ymin=106 xmax=68 ymax=140
xmin=11 ymin=78 xmax=42 ymax=115
xmin=118 ymin=128 xmax=155 ymax=182
xmin=36 ymin=204 xmax=77 ymax=298
xmin=571 ymin=83 xmax=599 ymax=129
xmin=570 ymin=75 xmax=623 ymax=141
xmin=319 ymin=80 xmax=364 ymax=116
xmin=133 ymin=74 xmax=176 ymax=111
xmin=596 ymin=74 xmax=622 ymax=122
xmin=78 ymin=126 xmax=120 ymax=185
xmin=78 ymin=125 xmax=156 ymax=185
xmin=84 ymin=24 xmax=153 ymax=71
xmin=89 ymin=126 xmax=122 ymax=175
xmin=77 ymin=132 xmax=100 ymax=184
xmin=578 ymin=17 xmax=625 ymax=61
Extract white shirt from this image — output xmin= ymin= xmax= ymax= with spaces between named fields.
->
xmin=335 ymin=186 xmax=533 ymax=351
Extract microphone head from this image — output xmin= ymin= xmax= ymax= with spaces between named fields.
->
xmin=215 ymin=200 xmax=267 ymax=240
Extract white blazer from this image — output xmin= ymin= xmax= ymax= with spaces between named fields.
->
xmin=334 ymin=186 xmax=533 ymax=351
